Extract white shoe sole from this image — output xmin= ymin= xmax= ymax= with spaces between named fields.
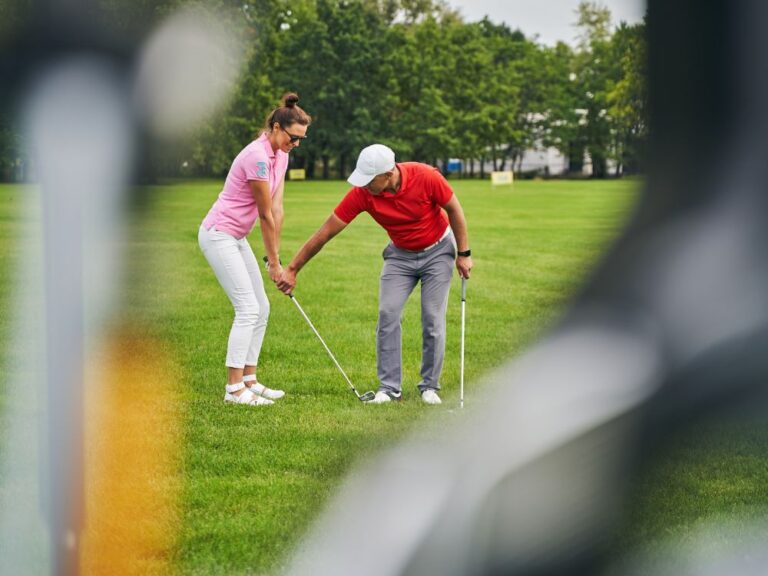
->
xmin=365 ymin=392 xmax=402 ymax=404
xmin=224 ymin=391 xmax=274 ymax=406
xmin=248 ymin=384 xmax=285 ymax=400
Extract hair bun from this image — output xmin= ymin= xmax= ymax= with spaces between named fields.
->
xmin=282 ymin=92 xmax=300 ymax=108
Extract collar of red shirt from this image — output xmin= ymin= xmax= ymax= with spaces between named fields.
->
xmin=396 ymin=163 xmax=406 ymax=192
xmin=382 ymin=163 xmax=405 ymax=196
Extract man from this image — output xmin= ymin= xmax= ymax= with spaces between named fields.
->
xmin=277 ymin=144 xmax=472 ymax=404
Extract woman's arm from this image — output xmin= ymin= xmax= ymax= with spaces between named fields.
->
xmin=271 ymin=180 xmax=285 ymax=253
xmin=249 ymin=180 xmax=282 ymax=282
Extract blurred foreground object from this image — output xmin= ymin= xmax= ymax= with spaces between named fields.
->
xmin=284 ymin=0 xmax=768 ymax=574
xmin=0 ymin=2 xmax=241 ymax=574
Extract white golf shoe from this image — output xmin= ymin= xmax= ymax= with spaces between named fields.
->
xmin=365 ymin=391 xmax=402 ymax=404
xmin=224 ymin=387 xmax=274 ymax=406
xmin=420 ymin=389 xmax=442 ymax=405
xmin=249 ymin=382 xmax=285 ymax=400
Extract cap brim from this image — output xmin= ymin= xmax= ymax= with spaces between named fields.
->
xmin=347 ymin=169 xmax=374 ymax=187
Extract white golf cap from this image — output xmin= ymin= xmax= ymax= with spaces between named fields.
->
xmin=347 ymin=144 xmax=396 ymax=187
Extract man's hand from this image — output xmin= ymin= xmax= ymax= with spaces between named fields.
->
xmin=277 ymin=268 xmax=297 ymax=294
xmin=456 ymin=255 xmax=472 ymax=279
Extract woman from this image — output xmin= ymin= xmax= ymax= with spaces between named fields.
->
xmin=199 ymin=92 xmax=311 ymax=406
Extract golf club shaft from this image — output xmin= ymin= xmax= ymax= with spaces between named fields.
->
xmin=460 ymin=277 xmax=467 ymax=408
xmin=289 ymin=295 xmax=360 ymax=396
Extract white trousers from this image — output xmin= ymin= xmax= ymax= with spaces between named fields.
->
xmin=198 ymin=225 xmax=269 ymax=369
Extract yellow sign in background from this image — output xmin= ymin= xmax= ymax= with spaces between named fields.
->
xmin=491 ymin=171 xmax=514 ymax=186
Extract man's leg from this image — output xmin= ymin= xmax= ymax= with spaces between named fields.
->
xmin=377 ymin=246 xmax=418 ymax=395
xmin=418 ymin=239 xmax=455 ymax=393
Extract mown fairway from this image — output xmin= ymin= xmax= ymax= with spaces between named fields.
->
xmin=127 ymin=177 xmax=637 ymax=575
xmin=4 ymin=179 xmax=767 ymax=574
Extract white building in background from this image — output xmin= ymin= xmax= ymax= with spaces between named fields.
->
xmin=517 ymin=146 xmax=569 ymax=175
xmin=462 ymin=147 xmax=571 ymax=177
xmin=463 ymin=147 xmax=617 ymax=178
xmin=456 ymin=108 xmax=619 ymax=177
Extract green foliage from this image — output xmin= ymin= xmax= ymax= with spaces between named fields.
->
xmin=539 ymin=41 xmax=583 ymax=171
xmin=0 ymin=0 xmax=648 ymax=181
xmin=607 ymin=20 xmax=648 ymax=174
xmin=0 ymin=0 xmax=31 ymax=46
xmin=0 ymin=114 xmax=22 ymax=182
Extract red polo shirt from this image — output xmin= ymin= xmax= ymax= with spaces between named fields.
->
xmin=334 ymin=162 xmax=453 ymax=250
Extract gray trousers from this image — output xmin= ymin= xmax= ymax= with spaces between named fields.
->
xmin=377 ymin=233 xmax=456 ymax=394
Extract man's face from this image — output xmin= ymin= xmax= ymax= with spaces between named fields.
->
xmin=364 ymin=172 xmax=391 ymax=195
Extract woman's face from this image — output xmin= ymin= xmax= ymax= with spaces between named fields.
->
xmin=274 ymin=122 xmax=308 ymax=153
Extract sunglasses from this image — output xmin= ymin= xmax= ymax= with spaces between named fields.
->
xmin=281 ymin=126 xmax=307 ymax=143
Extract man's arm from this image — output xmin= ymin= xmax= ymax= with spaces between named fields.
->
xmin=249 ymin=180 xmax=281 ymax=283
xmin=443 ymin=194 xmax=473 ymax=279
xmin=277 ymin=213 xmax=348 ymax=294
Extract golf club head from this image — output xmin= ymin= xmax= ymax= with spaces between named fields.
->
xmin=358 ymin=391 xmax=376 ymax=402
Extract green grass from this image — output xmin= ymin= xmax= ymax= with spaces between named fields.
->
xmin=615 ymin=407 xmax=768 ymax=563
xmin=0 ymin=183 xmax=25 ymax=418
xmin=4 ymin=178 xmax=767 ymax=573
xmin=122 ymin=177 xmax=637 ymax=575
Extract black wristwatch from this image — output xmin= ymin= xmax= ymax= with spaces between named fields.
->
xmin=262 ymin=256 xmax=283 ymax=267
xmin=457 ymin=249 xmax=471 ymax=257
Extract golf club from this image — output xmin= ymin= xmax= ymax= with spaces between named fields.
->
xmin=264 ymin=258 xmax=375 ymax=402
xmin=460 ymin=277 xmax=467 ymax=408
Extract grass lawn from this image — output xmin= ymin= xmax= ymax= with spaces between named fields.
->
xmin=2 ymin=178 xmax=767 ymax=574
xmin=0 ymin=183 xmax=24 ymax=420
xmin=125 ymin=177 xmax=633 ymax=575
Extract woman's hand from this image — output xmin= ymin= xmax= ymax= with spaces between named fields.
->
xmin=268 ymin=261 xmax=283 ymax=284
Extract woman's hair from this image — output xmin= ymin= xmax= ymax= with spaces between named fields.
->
xmin=262 ymin=92 xmax=312 ymax=133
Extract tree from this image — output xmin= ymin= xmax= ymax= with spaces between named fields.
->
xmin=438 ymin=21 xmax=489 ymax=176
xmin=571 ymin=1 xmax=617 ymax=177
xmin=387 ymin=14 xmax=460 ymax=165
xmin=0 ymin=0 xmax=649 ymax=180
xmin=267 ymin=0 xmax=397 ymax=178
xmin=607 ymin=19 xmax=647 ymax=175
xmin=184 ymin=0 xmax=286 ymax=176
xmin=539 ymin=42 xmax=584 ymax=174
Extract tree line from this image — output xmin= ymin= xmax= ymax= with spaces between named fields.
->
xmin=0 ymin=0 xmax=647 ymax=180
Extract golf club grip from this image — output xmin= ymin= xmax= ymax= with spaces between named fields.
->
xmin=461 ymin=277 xmax=467 ymax=301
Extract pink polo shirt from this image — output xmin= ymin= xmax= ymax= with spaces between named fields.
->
xmin=202 ymin=133 xmax=289 ymax=239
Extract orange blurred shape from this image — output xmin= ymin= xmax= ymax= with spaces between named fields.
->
xmin=81 ymin=332 xmax=181 ymax=575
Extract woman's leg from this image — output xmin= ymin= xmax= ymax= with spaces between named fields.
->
xmin=240 ymin=238 xmax=270 ymax=379
xmin=198 ymin=226 xmax=261 ymax=396
xmin=239 ymin=239 xmax=285 ymax=398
